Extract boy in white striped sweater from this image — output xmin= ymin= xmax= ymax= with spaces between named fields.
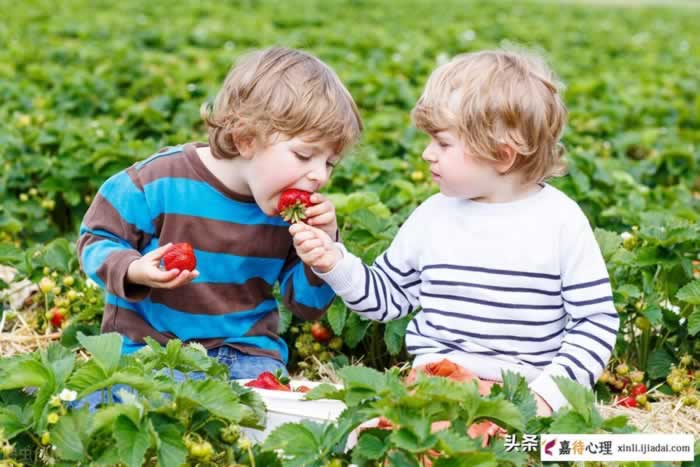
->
xmin=290 ymin=49 xmax=619 ymax=416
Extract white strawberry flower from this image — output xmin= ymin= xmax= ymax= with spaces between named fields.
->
xmin=58 ymin=389 xmax=77 ymax=402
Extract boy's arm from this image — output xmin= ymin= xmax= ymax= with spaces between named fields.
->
xmin=312 ymin=207 xmax=424 ymax=322
xmin=529 ymin=212 xmax=619 ymax=411
xmin=77 ymin=167 xmax=155 ymax=301
xmin=278 ymin=247 xmax=336 ymax=320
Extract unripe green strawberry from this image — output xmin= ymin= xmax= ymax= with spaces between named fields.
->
xmin=615 ymin=363 xmax=629 ymax=376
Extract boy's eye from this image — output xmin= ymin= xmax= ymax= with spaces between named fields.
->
xmin=293 ymin=152 xmax=310 ymax=161
xmin=437 ymin=141 xmax=450 ymax=148
xmin=326 ymin=160 xmax=338 ymax=169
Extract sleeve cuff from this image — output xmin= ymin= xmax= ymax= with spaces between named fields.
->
xmin=312 ymin=243 xmax=361 ymax=297
xmin=111 ymin=250 xmax=151 ymax=302
xmin=529 ymin=373 xmax=571 ymax=412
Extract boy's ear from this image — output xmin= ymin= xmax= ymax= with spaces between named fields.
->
xmin=234 ymin=135 xmax=256 ymax=160
xmin=493 ymin=145 xmax=518 ymax=174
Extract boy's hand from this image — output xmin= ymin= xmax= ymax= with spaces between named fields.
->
xmin=534 ymin=393 xmax=553 ymax=417
xmin=127 ymin=243 xmax=199 ymax=288
xmin=289 ymin=223 xmax=342 ymax=273
xmin=304 ymin=193 xmax=338 ymax=241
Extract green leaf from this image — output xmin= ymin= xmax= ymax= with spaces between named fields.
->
xmin=386 ymin=450 xmax=421 ymax=467
xmin=355 ymin=432 xmax=388 ymax=460
xmin=114 ymin=415 xmax=150 ymax=467
xmin=304 ymin=383 xmax=345 ymax=401
xmin=67 ymin=359 xmax=108 ymax=396
xmin=42 ymin=343 xmax=76 ymax=387
xmin=264 ymin=422 xmax=321 ymax=461
xmin=154 ymin=421 xmax=187 ymax=467
xmin=498 ymin=370 xmax=537 ymax=424
xmin=601 ymin=415 xmax=632 ymax=432
xmin=553 ymin=377 xmax=594 ymax=423
xmin=343 ymin=313 xmax=371 ymax=348
xmin=41 ymin=238 xmax=73 ymax=272
xmin=91 ymin=404 xmax=141 ymax=436
xmin=548 ymin=410 xmax=592 ymax=434
xmin=594 ymin=228 xmax=622 ymax=259
xmin=677 ymin=281 xmax=700 ymax=305
xmin=0 ymin=357 xmax=52 ymax=390
xmin=277 ymin=305 xmax=292 ymax=334
xmin=178 ymin=379 xmax=253 ymax=423
xmin=384 ymin=316 xmax=410 ymax=356
xmin=51 ymin=410 xmax=87 ymax=461
xmin=338 ymin=366 xmax=386 ymax=392
xmin=77 ymin=332 xmax=122 ymax=375
xmin=326 ymin=300 xmax=347 ymax=336
xmin=0 ymin=242 xmax=24 ymax=265
xmin=647 ymin=349 xmax=676 ymax=380
xmin=473 ymin=399 xmax=525 ymax=432
xmin=0 ymin=406 xmax=29 ymax=438
xmin=688 ymin=308 xmax=700 ymax=336
xmin=390 ymin=427 xmax=437 ymax=453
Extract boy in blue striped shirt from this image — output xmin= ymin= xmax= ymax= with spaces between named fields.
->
xmin=78 ymin=47 xmax=362 ymax=385
xmin=291 ymin=49 xmax=619 ymax=417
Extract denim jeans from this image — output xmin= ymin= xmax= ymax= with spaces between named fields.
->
xmin=72 ymin=346 xmax=287 ymax=411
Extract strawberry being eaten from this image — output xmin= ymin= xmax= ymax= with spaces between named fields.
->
xmin=163 ymin=242 xmax=197 ymax=271
xmin=277 ymin=188 xmax=314 ymax=223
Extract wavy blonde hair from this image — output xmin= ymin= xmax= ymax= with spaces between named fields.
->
xmin=412 ymin=48 xmax=567 ymax=183
xmin=202 ymin=47 xmax=363 ymax=159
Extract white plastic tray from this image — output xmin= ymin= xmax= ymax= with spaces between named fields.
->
xmin=236 ymin=379 xmax=346 ymax=441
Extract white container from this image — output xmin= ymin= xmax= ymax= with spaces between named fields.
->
xmin=237 ymin=379 xmax=346 ymax=442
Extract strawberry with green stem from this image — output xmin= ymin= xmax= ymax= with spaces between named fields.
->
xmin=278 ymin=188 xmax=314 ymax=223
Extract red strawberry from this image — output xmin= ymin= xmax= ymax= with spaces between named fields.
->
xmin=629 ymin=383 xmax=647 ymax=397
xmin=245 ymin=371 xmax=291 ymax=391
xmin=310 ymin=322 xmax=332 ymax=343
xmin=163 ymin=243 xmax=197 ymax=271
xmin=616 ymin=396 xmax=637 ymax=408
xmin=50 ymin=308 xmax=66 ymax=327
xmin=277 ymin=189 xmax=313 ymax=223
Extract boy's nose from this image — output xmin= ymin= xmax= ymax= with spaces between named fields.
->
xmin=307 ymin=165 xmax=328 ymax=187
xmin=422 ymin=147 xmax=437 ymax=162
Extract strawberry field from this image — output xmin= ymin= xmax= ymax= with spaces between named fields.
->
xmin=1 ymin=0 xmax=700 ymax=465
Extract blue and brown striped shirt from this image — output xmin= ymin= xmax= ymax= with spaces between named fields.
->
xmin=77 ymin=143 xmax=334 ymax=362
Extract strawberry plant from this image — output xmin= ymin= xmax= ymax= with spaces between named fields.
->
xmin=262 ymin=367 xmax=636 ymax=466
xmin=0 ymin=333 xmax=269 ymax=466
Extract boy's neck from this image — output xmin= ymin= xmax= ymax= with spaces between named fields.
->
xmin=473 ymin=173 xmax=542 ymax=204
xmin=196 ymin=146 xmax=252 ymax=196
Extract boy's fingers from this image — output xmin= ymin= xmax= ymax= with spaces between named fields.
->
xmin=150 ymin=267 xmax=180 ymax=282
xmin=307 ymin=212 xmax=334 ymax=226
xmin=292 ymin=231 xmax=315 ymax=246
xmin=310 ymin=193 xmax=328 ymax=204
xmin=289 ymin=223 xmax=309 ymax=236
xmin=144 ymin=243 xmax=173 ymax=260
xmin=305 ymin=200 xmax=333 ymax=217
xmin=162 ymin=270 xmax=193 ymax=288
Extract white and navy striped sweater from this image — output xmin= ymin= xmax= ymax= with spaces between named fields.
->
xmin=316 ymin=184 xmax=619 ymax=410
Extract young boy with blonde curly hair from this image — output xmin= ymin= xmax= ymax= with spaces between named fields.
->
xmin=291 ymin=49 xmax=618 ymax=417
xmin=78 ymin=47 xmax=362 ymax=386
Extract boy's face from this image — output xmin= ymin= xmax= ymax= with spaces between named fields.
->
xmin=421 ymin=130 xmax=501 ymax=200
xmin=244 ymin=134 xmax=340 ymax=216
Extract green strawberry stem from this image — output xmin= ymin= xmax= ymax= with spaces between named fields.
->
xmin=281 ymin=201 xmax=307 ymax=223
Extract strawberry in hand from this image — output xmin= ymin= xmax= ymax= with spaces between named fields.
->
xmin=163 ymin=242 xmax=197 ymax=271
xmin=278 ymin=189 xmax=314 ymax=224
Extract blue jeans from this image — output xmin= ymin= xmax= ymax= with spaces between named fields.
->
xmin=73 ymin=346 xmax=287 ymax=410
